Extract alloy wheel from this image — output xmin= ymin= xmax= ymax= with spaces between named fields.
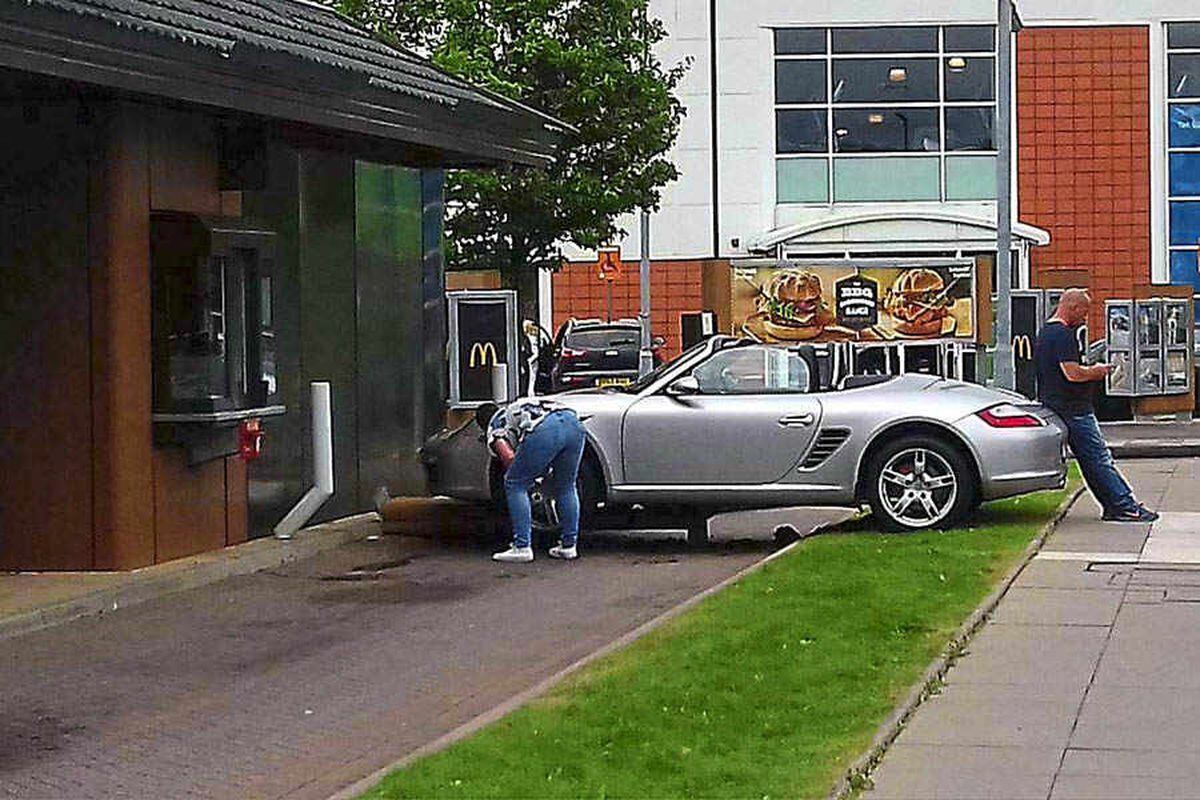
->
xmin=877 ymin=447 xmax=959 ymax=528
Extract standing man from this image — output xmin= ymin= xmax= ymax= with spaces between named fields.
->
xmin=486 ymin=398 xmax=587 ymax=562
xmin=1034 ymin=289 xmax=1158 ymax=522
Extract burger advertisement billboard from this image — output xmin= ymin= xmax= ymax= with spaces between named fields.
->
xmin=732 ymin=261 xmax=975 ymax=343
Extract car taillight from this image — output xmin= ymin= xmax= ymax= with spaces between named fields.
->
xmin=560 ymin=346 xmax=586 ymax=361
xmin=977 ymin=403 xmax=1045 ymax=428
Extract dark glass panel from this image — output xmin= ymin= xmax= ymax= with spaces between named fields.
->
xmin=832 ymin=58 xmax=938 ymax=103
xmin=944 ymin=56 xmax=995 ymax=101
xmin=944 ymin=26 xmax=995 ymax=52
xmin=776 ymin=109 xmax=828 ymax=153
xmin=945 ymin=106 xmax=995 ymax=150
xmin=1170 ymin=153 xmax=1200 ymax=197
xmin=1168 ymin=23 xmax=1200 ymax=49
xmin=775 ymin=60 xmax=826 ymax=104
xmin=1170 ymin=104 xmax=1200 ymax=147
xmin=1170 ymin=54 xmax=1200 ymax=99
xmin=831 ymin=27 xmax=937 ymax=53
xmin=1171 ymin=201 xmax=1200 ymax=245
xmin=775 ymin=28 xmax=826 ymax=55
xmin=833 ymin=108 xmax=939 ymax=152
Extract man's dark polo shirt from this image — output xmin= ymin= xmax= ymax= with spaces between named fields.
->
xmin=1034 ymin=320 xmax=1093 ymax=416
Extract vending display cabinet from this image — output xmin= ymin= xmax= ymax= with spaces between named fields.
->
xmin=1107 ymin=298 xmax=1193 ymax=397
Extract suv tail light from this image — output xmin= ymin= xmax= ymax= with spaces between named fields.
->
xmin=560 ymin=346 xmax=587 ymax=362
xmin=977 ymin=403 xmax=1045 ymax=428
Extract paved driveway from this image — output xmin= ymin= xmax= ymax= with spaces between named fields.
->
xmin=0 ymin=508 xmax=842 ymax=800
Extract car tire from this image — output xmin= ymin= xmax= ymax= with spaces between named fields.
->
xmin=685 ymin=508 xmax=711 ymax=546
xmin=866 ymin=434 xmax=976 ymax=532
xmin=521 ymin=452 xmax=605 ymax=538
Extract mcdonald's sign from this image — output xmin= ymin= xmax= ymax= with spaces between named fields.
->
xmin=469 ymin=341 xmax=498 ymax=368
xmin=1012 ymin=334 xmax=1033 ymax=361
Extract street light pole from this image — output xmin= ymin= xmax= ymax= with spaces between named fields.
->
xmin=994 ymin=0 xmax=1016 ymax=390
xmin=638 ymin=209 xmax=653 ymax=378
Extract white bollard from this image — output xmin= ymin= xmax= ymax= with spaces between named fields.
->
xmin=491 ymin=362 xmax=509 ymax=403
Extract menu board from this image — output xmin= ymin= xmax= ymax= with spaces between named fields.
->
xmin=731 ymin=261 xmax=975 ymax=344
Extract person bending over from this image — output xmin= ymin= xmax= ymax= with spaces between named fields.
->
xmin=1034 ymin=288 xmax=1157 ymax=523
xmin=486 ymin=397 xmax=587 ymax=562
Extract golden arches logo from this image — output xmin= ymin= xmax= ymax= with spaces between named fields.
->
xmin=469 ymin=342 xmax=498 ymax=368
xmin=1012 ymin=335 xmax=1033 ymax=361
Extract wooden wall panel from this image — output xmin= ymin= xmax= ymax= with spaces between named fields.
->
xmin=149 ymin=106 xmax=221 ymax=215
xmin=153 ymin=449 xmax=227 ymax=562
xmin=224 ymin=457 xmax=248 ymax=546
xmin=0 ymin=95 xmax=94 ymax=569
xmin=89 ymin=101 xmax=156 ymax=570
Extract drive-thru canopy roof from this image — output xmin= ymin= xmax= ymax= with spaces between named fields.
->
xmin=0 ymin=0 xmax=569 ymax=166
xmin=748 ymin=208 xmax=1051 ymax=255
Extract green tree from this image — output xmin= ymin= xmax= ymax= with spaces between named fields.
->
xmin=337 ymin=0 xmax=688 ymax=308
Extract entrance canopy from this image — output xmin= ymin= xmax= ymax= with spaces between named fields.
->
xmin=747 ymin=208 xmax=1051 ymax=256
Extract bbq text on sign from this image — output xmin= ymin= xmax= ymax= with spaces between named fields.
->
xmin=835 ymin=275 xmax=879 ymax=331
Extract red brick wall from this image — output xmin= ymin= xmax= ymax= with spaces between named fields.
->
xmin=552 ymin=260 xmax=705 ymax=357
xmin=1017 ymin=26 xmax=1152 ymax=331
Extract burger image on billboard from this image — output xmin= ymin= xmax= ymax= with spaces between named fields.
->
xmin=757 ymin=270 xmax=835 ymax=340
xmin=885 ymin=268 xmax=952 ymax=337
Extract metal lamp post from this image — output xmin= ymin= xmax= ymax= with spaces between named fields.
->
xmin=638 ymin=209 xmax=654 ymax=377
xmin=994 ymin=0 xmax=1018 ymax=390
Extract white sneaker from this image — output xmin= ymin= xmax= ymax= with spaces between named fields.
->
xmin=492 ymin=545 xmax=534 ymax=563
xmin=548 ymin=544 xmax=578 ymax=560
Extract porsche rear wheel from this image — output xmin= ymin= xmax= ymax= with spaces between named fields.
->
xmin=867 ymin=435 xmax=975 ymax=531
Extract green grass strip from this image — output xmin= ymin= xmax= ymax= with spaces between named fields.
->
xmin=365 ymin=480 xmax=1075 ymax=800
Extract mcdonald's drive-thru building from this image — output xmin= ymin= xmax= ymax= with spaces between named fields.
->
xmin=0 ymin=0 xmax=565 ymax=570
xmin=552 ymin=0 xmax=1200 ymax=417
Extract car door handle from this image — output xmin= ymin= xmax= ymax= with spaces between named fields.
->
xmin=778 ymin=413 xmax=815 ymax=427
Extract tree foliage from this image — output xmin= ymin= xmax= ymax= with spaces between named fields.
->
xmin=337 ymin=0 xmax=688 ymax=273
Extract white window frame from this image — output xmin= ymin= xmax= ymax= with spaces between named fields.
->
xmin=773 ymin=24 xmax=998 ymax=206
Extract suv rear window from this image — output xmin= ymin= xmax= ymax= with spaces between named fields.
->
xmin=565 ymin=327 xmax=640 ymax=350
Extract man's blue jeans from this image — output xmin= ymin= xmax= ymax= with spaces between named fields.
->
xmin=504 ymin=410 xmax=587 ymax=548
xmin=1061 ymin=411 xmax=1137 ymax=514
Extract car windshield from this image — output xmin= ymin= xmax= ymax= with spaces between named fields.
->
xmin=620 ymin=339 xmax=717 ymax=393
xmin=565 ymin=327 xmax=640 ymax=349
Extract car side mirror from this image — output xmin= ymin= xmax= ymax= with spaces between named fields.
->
xmin=666 ymin=375 xmax=700 ymax=396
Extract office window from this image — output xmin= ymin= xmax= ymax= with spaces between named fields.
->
xmin=776 ymin=109 xmax=827 ymax=153
xmin=945 ymin=155 xmax=997 ymax=200
xmin=776 ymin=60 xmax=827 ymax=104
xmin=775 ymin=28 xmax=825 ymax=55
xmin=944 ymin=26 xmax=994 ymax=52
xmin=832 ymin=58 xmax=939 ymax=102
xmin=831 ymin=27 xmax=937 ymax=53
xmin=1168 ymin=25 xmax=1200 ymax=288
xmin=834 ymin=157 xmax=940 ymax=201
xmin=774 ymin=25 xmax=997 ymax=205
xmin=777 ymin=159 xmax=829 ymax=203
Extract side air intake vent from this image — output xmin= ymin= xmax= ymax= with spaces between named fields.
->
xmin=801 ymin=428 xmax=851 ymax=469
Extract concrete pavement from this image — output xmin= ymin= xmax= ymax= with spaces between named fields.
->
xmin=865 ymin=457 xmax=1200 ymax=800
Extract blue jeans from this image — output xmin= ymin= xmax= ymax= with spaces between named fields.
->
xmin=1062 ymin=411 xmax=1138 ymax=514
xmin=504 ymin=410 xmax=586 ymax=548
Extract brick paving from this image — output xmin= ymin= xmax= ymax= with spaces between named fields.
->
xmin=0 ymin=513 xmax=833 ymax=799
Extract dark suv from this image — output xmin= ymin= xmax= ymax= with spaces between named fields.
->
xmin=548 ymin=318 xmax=663 ymax=390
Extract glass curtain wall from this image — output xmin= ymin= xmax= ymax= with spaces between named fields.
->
xmin=1168 ymin=22 xmax=1200 ymax=302
xmin=775 ymin=25 xmax=998 ymax=204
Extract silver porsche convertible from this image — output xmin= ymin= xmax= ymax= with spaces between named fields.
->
xmin=421 ymin=336 xmax=1067 ymax=539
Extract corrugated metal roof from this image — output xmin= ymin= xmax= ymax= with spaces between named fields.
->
xmin=23 ymin=0 xmax=563 ymax=125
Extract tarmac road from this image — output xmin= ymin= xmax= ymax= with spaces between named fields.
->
xmin=0 ymin=507 xmax=847 ymax=800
